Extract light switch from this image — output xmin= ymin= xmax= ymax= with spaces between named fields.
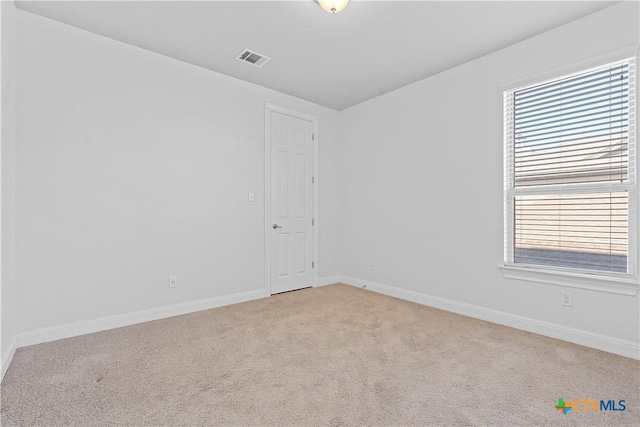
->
xmin=248 ymin=191 xmax=255 ymax=202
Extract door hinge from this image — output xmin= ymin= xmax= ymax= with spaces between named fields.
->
xmin=312 ymin=176 xmax=315 ymax=184
xmin=312 ymin=218 xmax=315 ymax=226
xmin=312 ymin=133 xmax=315 ymax=141
xmin=312 ymin=261 xmax=315 ymax=268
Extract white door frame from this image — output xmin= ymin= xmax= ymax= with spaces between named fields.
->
xmin=264 ymin=103 xmax=319 ymax=295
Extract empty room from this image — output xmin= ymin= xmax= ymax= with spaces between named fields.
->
xmin=1 ymin=0 xmax=639 ymax=425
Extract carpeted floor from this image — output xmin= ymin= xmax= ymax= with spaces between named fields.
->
xmin=1 ymin=283 xmax=638 ymax=426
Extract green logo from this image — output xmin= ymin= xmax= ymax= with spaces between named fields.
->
xmin=555 ymin=398 xmax=572 ymax=415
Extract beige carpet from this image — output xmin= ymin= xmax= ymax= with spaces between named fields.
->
xmin=1 ymin=283 xmax=638 ymax=426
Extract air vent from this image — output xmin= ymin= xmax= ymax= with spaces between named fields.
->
xmin=236 ymin=49 xmax=271 ymax=68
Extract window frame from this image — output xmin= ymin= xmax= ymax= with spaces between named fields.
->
xmin=501 ymin=53 xmax=639 ymax=296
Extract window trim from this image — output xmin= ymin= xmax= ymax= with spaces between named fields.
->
xmin=500 ymin=51 xmax=639 ymax=295
xmin=500 ymin=265 xmax=638 ymax=296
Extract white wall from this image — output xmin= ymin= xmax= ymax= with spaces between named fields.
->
xmin=340 ymin=2 xmax=639 ymax=346
xmin=15 ymin=10 xmax=341 ymax=335
xmin=1 ymin=0 xmax=18 ymax=378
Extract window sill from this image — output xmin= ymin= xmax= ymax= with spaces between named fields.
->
xmin=499 ymin=264 xmax=639 ymax=296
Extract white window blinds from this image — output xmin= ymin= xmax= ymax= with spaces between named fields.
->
xmin=504 ymin=58 xmax=636 ymax=275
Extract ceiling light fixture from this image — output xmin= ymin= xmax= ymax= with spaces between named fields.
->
xmin=318 ymin=0 xmax=349 ymax=14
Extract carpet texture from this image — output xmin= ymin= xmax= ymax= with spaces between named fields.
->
xmin=1 ymin=284 xmax=639 ymax=426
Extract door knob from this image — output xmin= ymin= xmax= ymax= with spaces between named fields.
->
xmin=272 ymin=224 xmax=283 ymax=229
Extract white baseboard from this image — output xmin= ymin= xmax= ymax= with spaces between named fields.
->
xmin=316 ymin=276 xmax=342 ymax=287
xmin=1 ymin=337 xmax=17 ymax=383
xmin=333 ymin=275 xmax=640 ymax=360
xmin=12 ymin=277 xmax=639 ymax=361
xmin=17 ymin=288 xmax=268 ymax=349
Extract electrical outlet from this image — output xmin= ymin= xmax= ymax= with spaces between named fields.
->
xmin=169 ymin=276 xmax=177 ymax=288
xmin=560 ymin=291 xmax=572 ymax=307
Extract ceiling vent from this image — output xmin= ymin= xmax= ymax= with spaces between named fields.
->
xmin=236 ymin=49 xmax=271 ymax=68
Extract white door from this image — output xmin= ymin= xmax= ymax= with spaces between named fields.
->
xmin=269 ymin=111 xmax=314 ymax=294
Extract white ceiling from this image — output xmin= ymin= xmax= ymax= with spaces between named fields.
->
xmin=16 ymin=0 xmax=619 ymax=110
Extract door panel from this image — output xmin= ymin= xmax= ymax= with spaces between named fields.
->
xmin=277 ymin=233 xmax=289 ymax=278
xmin=270 ymin=111 xmax=314 ymax=294
xmin=295 ymin=232 xmax=307 ymax=274
xmin=277 ymin=150 xmax=289 ymax=218
xmin=295 ymin=154 xmax=307 ymax=218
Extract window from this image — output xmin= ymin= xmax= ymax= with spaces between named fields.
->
xmin=503 ymin=58 xmax=636 ymax=284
